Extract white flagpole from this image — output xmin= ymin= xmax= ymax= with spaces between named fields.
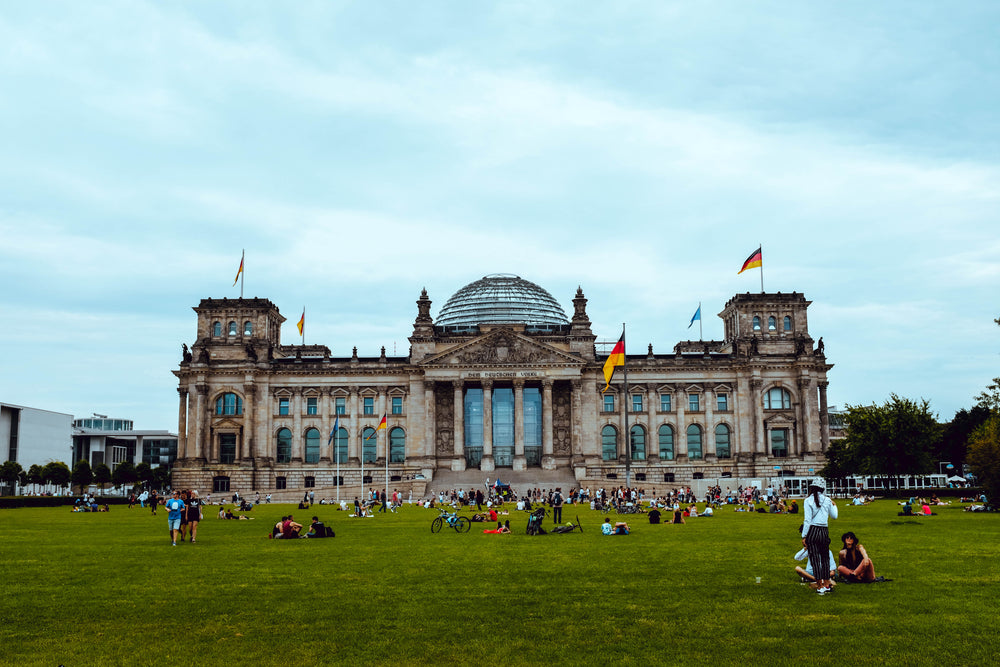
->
xmin=384 ymin=415 xmax=389 ymax=508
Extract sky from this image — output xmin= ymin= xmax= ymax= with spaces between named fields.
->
xmin=2 ymin=2 xmax=998 ymax=432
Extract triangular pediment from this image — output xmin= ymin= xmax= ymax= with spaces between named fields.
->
xmin=765 ymin=412 xmax=796 ymax=426
xmin=421 ymin=328 xmax=583 ymax=367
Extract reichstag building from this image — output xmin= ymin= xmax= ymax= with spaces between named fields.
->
xmin=172 ymin=274 xmax=833 ymax=497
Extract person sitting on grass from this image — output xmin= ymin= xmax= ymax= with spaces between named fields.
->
xmin=305 ymin=516 xmax=328 ymax=538
xmin=672 ymin=508 xmax=686 ymax=524
xmin=602 ymin=517 xmax=614 ymax=535
xmin=613 ymin=521 xmax=630 ymax=535
xmin=794 ymin=546 xmax=836 ymax=585
xmin=837 ymin=531 xmax=876 ymax=583
xmin=648 ymin=508 xmax=662 ymax=524
xmin=279 ymin=515 xmax=303 ymax=539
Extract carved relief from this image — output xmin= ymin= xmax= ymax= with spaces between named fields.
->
xmin=552 ymin=383 xmax=572 ymax=455
xmin=434 ymin=385 xmax=454 ymax=456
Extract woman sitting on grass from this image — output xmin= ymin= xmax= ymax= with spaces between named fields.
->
xmin=837 ymin=531 xmax=876 ymax=583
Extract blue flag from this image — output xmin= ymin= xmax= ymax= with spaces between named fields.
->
xmin=688 ymin=305 xmax=701 ymax=328
xmin=328 ymin=415 xmax=339 ymax=445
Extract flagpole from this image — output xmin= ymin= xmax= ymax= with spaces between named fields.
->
xmin=384 ymin=413 xmax=389 ymax=508
xmin=759 ymin=244 xmax=764 ymax=293
xmin=301 ymin=306 xmax=305 ymax=345
xmin=360 ymin=429 xmax=365 ymax=510
xmin=620 ymin=323 xmax=631 ymax=488
xmin=699 ymin=301 xmax=703 ymax=342
xmin=240 ymin=249 xmax=244 ymax=299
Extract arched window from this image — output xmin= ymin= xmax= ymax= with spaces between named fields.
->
xmin=243 ymin=320 xmax=253 ymax=336
xmin=362 ymin=427 xmax=376 ymax=463
xmin=715 ymin=424 xmax=731 ymax=458
xmin=212 ymin=321 xmax=222 ymax=337
xmin=334 ymin=427 xmax=349 ymax=463
xmin=601 ymin=425 xmax=617 ymax=461
xmin=768 ymin=316 xmax=777 ymax=331
xmin=227 ymin=321 xmax=237 ymax=336
xmin=658 ymin=424 xmax=674 ymax=460
xmin=687 ymin=424 xmax=703 ymax=460
xmin=783 ymin=316 xmax=792 ymax=331
xmin=752 ymin=315 xmax=761 ymax=331
xmin=389 ymin=427 xmax=405 ymax=463
xmin=276 ymin=428 xmax=291 ymax=463
xmin=630 ymin=425 xmax=646 ymax=461
xmin=764 ymin=387 xmax=792 ymax=410
xmin=215 ymin=393 xmax=243 ymax=416
xmin=304 ymin=428 xmax=320 ymax=464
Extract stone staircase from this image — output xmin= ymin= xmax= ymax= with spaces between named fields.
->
xmin=423 ymin=468 xmax=579 ymax=495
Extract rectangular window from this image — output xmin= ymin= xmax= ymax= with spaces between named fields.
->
xmin=717 ymin=394 xmax=729 ymax=411
xmin=603 ymin=395 xmax=615 ymax=412
xmin=771 ymin=429 xmax=788 ymax=458
xmin=363 ymin=397 xmax=374 ymax=415
xmin=660 ymin=394 xmax=671 ymax=412
xmin=279 ymin=398 xmax=290 ymax=416
xmin=391 ymin=396 xmax=403 ymax=415
xmin=689 ymin=394 xmax=700 ymax=411
xmin=306 ymin=397 xmax=318 ymax=415
xmin=631 ymin=395 xmax=643 ymax=413
xmin=304 ymin=476 xmax=315 ymax=488
xmin=275 ymin=476 xmax=287 ymax=490
xmin=219 ymin=434 xmax=237 ymax=464
xmin=335 ymin=397 xmax=346 ymax=415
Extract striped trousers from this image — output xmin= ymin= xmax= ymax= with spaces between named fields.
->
xmin=805 ymin=525 xmax=831 ymax=581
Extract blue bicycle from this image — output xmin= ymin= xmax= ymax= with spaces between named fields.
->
xmin=431 ymin=509 xmax=471 ymax=533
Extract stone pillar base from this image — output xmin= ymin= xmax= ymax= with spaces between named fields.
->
xmin=480 ymin=456 xmax=495 ymax=472
xmin=541 ymin=455 xmax=557 ymax=471
xmin=512 ymin=455 xmax=527 ymax=471
xmin=450 ymin=458 xmax=467 ymax=472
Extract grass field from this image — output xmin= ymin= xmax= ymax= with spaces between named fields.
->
xmin=1 ymin=498 xmax=997 ymax=666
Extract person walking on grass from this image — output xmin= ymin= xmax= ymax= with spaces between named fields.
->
xmin=165 ymin=491 xmax=185 ymax=546
xmin=801 ymin=478 xmax=838 ymax=595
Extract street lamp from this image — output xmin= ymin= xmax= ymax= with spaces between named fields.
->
xmin=938 ymin=461 xmax=954 ymax=476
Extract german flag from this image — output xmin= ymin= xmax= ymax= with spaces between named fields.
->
xmin=233 ymin=252 xmax=244 ymax=286
xmin=738 ymin=246 xmax=762 ymax=274
xmin=602 ymin=334 xmax=625 ymax=393
xmin=296 ymin=311 xmax=305 ymax=336
xmin=375 ymin=413 xmax=387 ymax=430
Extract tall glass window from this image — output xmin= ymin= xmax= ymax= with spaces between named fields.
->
xmin=771 ymin=429 xmax=788 ymax=457
xmin=363 ymin=397 xmax=374 ymax=415
xmin=660 ymin=394 xmax=672 ymax=412
xmin=216 ymin=393 xmax=242 ymax=416
xmin=276 ymin=428 xmax=291 ymax=463
xmin=243 ymin=321 xmax=253 ymax=336
xmin=523 ymin=388 xmax=542 ymax=466
xmin=228 ymin=321 xmax=237 ymax=336
xmin=389 ymin=427 xmax=405 ymax=463
xmin=492 ymin=388 xmax=514 ymax=467
xmin=630 ymin=424 xmax=646 ymax=461
xmin=687 ymin=424 xmax=703 ymax=460
xmin=601 ymin=425 xmax=617 ymax=461
xmin=783 ymin=316 xmax=792 ymax=331
xmin=658 ymin=424 xmax=674 ymax=460
xmin=278 ymin=398 xmax=289 ymax=416
xmin=715 ymin=424 xmax=731 ymax=458
xmin=335 ymin=397 xmax=346 ymax=415
xmin=219 ymin=434 xmax=237 ymax=464
xmin=717 ymin=394 xmax=729 ymax=411
xmin=391 ymin=396 xmax=403 ymax=415
xmin=213 ymin=321 xmax=222 ymax=337
xmin=632 ymin=394 xmax=643 ymax=413
xmin=306 ymin=398 xmax=318 ymax=415
xmin=603 ymin=395 xmax=615 ymax=412
xmin=334 ymin=427 xmax=349 ymax=463
xmin=753 ymin=315 xmax=761 ymax=331
xmin=304 ymin=428 xmax=320 ymax=463
xmin=768 ymin=316 xmax=777 ymax=331
xmin=362 ymin=427 xmax=377 ymax=463
xmin=464 ymin=388 xmax=483 ymax=467
xmin=765 ymin=388 xmax=792 ymax=410
xmin=689 ymin=394 xmax=700 ymax=411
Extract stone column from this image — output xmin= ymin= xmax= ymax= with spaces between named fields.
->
xmin=646 ymin=383 xmax=657 ymax=461
xmin=797 ymin=377 xmax=813 ymax=457
xmin=818 ymin=381 xmax=830 ymax=453
xmin=255 ymin=379 xmax=270 ymax=461
xmin=349 ymin=388 xmax=360 ymax=463
xmin=241 ymin=384 xmax=255 ymax=461
xmin=750 ymin=378 xmax=765 ymax=457
xmin=291 ymin=389 xmax=303 ymax=462
xmin=424 ymin=380 xmax=436 ymax=459
xmin=452 ymin=381 xmax=465 ymax=470
xmin=542 ymin=379 xmax=554 ymax=466
xmin=513 ymin=379 xmax=526 ymax=470
xmin=703 ymin=387 xmax=716 ymax=460
xmin=195 ymin=384 xmax=209 ymax=461
xmin=675 ymin=390 xmax=687 ymax=461
xmin=481 ymin=380 xmax=494 ymax=471
xmin=176 ymin=388 xmax=188 ymax=460
xmin=320 ymin=388 xmax=333 ymax=462
xmin=571 ymin=379 xmax=584 ymax=465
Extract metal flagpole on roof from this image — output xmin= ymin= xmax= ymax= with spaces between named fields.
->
xmin=620 ymin=323 xmax=631 ymax=489
xmin=385 ymin=413 xmax=389 ymax=507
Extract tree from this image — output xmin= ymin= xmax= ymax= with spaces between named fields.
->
xmin=967 ymin=413 xmax=1000 ymax=506
xmin=112 ymin=461 xmax=137 ymax=492
xmin=975 ymin=377 xmax=1000 ymax=412
xmin=936 ymin=406 xmax=991 ymax=474
xmin=135 ymin=462 xmax=152 ymax=489
xmin=151 ymin=465 xmax=172 ymax=491
xmin=840 ymin=395 xmax=940 ymax=485
xmin=27 ymin=464 xmax=44 ymax=494
xmin=819 ymin=438 xmax=857 ymax=479
xmin=93 ymin=463 xmax=112 ymax=493
xmin=1 ymin=460 xmax=24 ymax=494
xmin=71 ymin=460 xmax=93 ymax=494
xmin=43 ymin=461 xmax=71 ymax=493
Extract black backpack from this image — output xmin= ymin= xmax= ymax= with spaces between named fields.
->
xmin=325 ymin=525 xmax=335 ymax=538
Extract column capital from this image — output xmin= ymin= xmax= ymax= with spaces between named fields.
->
xmin=177 ymin=386 xmax=189 ymax=397
xmin=512 ymin=378 xmax=525 ymax=389
xmin=481 ymin=379 xmax=493 ymax=391
xmin=196 ymin=383 xmax=209 ymax=395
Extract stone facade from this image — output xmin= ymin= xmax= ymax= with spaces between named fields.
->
xmin=172 ymin=289 xmax=833 ymax=498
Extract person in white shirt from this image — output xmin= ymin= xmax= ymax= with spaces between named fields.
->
xmin=801 ymin=478 xmax=838 ymax=595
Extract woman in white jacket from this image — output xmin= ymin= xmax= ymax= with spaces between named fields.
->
xmin=801 ymin=478 xmax=838 ymax=595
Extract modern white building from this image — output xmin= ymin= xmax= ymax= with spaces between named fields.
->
xmin=1 ymin=402 xmax=74 ymax=471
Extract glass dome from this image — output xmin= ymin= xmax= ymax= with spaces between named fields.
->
xmin=436 ymin=274 xmax=569 ymax=327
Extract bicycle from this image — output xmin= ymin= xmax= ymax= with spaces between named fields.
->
xmin=431 ymin=509 xmax=471 ymax=533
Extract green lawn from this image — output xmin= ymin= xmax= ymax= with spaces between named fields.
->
xmin=1 ymin=499 xmax=996 ymax=666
